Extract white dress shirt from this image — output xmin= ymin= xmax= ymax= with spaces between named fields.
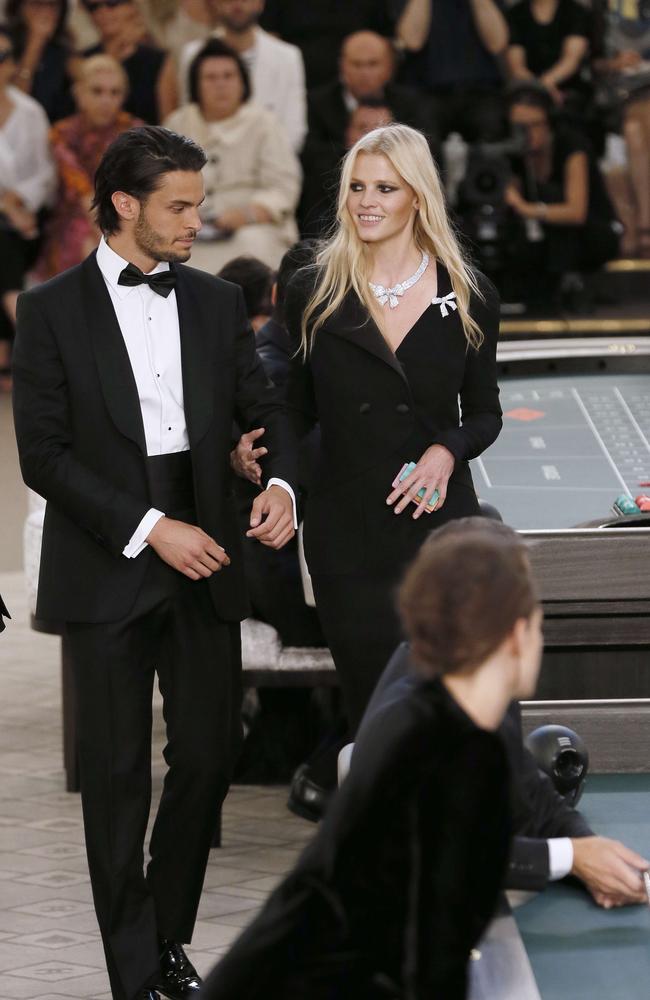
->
xmin=548 ymin=837 xmax=574 ymax=880
xmin=95 ymin=238 xmax=295 ymax=559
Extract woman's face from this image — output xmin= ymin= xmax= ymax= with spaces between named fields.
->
xmin=76 ymin=68 xmax=126 ymax=127
xmin=346 ymin=152 xmax=418 ymax=245
xmin=514 ymin=606 xmax=544 ymax=700
xmin=510 ymin=102 xmax=552 ymax=155
xmin=198 ymin=56 xmax=244 ymax=120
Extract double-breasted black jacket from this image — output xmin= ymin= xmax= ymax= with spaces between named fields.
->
xmin=284 ymin=262 xmax=502 ymax=577
xmin=12 ymin=253 xmax=297 ymax=624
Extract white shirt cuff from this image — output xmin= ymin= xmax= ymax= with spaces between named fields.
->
xmin=267 ymin=478 xmax=298 ymax=529
xmin=548 ymin=837 xmax=574 ymax=880
xmin=122 ymin=509 xmax=165 ymax=559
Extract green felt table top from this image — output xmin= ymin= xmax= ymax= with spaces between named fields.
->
xmin=515 ymin=774 xmax=650 ymax=999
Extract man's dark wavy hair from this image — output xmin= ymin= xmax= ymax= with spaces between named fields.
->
xmin=92 ymin=125 xmax=207 ymax=235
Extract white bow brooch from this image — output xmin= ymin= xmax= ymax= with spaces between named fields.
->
xmin=431 ymin=292 xmax=458 ymax=318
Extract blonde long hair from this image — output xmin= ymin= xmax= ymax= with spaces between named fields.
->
xmin=300 ymin=123 xmax=484 ymax=354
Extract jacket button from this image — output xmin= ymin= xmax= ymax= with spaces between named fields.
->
xmin=359 ymin=402 xmax=371 ymax=414
xmin=396 ymin=403 xmax=410 ymax=414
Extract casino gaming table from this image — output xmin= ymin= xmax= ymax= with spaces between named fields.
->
xmin=470 ymin=336 xmax=650 ymax=771
xmin=513 ymin=773 xmax=650 ymax=1000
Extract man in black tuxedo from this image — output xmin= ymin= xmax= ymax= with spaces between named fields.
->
xmin=300 ymin=30 xmax=436 ymax=235
xmin=12 ymin=126 xmax=297 ymax=1000
xmin=358 ymin=643 xmax=648 ymax=908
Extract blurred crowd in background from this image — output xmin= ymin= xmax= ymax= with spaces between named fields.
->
xmin=1 ymin=0 xmax=650 ymax=387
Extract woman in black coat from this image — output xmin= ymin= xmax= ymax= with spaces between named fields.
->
xmin=201 ymin=518 xmax=544 ymax=999
xmin=284 ymin=122 xmax=502 ymax=730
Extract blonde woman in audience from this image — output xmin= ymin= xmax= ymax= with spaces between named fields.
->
xmin=164 ymin=38 xmax=300 ymax=272
xmin=36 ymin=53 xmax=141 ymax=278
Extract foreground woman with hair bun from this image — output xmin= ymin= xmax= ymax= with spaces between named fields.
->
xmin=201 ymin=517 xmax=543 ymax=999
xmin=284 ymin=122 xmax=503 ymax=735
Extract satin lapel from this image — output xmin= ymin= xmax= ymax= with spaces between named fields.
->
xmin=82 ymin=253 xmax=147 ymax=454
xmin=326 ymin=291 xmax=409 ymax=386
xmin=174 ymin=265 xmax=214 ymax=448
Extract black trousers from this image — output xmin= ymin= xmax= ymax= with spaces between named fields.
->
xmin=67 ymin=545 xmax=242 ymax=1000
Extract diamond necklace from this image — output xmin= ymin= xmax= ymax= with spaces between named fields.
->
xmin=369 ymin=252 xmax=430 ymax=309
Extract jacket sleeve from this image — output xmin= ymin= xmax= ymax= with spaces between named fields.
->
xmin=12 ymin=291 xmax=150 ymax=557
xmin=433 ymin=272 xmax=503 ymax=462
xmin=409 ymin=732 xmax=511 ymax=995
xmin=506 ymin=836 xmax=552 ymax=892
xmin=231 ymin=287 xmax=298 ymax=492
xmin=282 ymin=270 xmax=319 ymax=440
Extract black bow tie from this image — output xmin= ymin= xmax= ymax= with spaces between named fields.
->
xmin=117 ymin=262 xmax=177 ymax=297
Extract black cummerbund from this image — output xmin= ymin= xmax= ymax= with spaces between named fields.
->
xmin=146 ymin=452 xmax=194 ymax=512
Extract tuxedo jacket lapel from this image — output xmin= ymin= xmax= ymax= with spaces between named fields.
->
xmin=174 ymin=265 xmax=214 ymax=448
xmin=325 ymin=290 xmax=409 ymax=386
xmin=82 ymin=253 xmax=147 ymax=455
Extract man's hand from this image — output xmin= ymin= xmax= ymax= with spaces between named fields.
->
xmin=246 ymin=484 xmax=295 ymax=549
xmin=571 ymin=836 xmax=649 ymax=908
xmin=230 ymin=427 xmax=267 ymax=485
xmin=386 ymin=444 xmax=455 ymax=518
xmin=147 ymin=517 xmax=230 ymax=580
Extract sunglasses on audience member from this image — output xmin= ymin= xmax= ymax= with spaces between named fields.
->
xmin=84 ymin=0 xmax=130 ymax=11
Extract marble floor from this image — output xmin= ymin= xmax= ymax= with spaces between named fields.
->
xmin=0 ymin=394 xmax=313 ymax=999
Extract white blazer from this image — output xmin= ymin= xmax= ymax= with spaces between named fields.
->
xmin=178 ymin=27 xmax=307 ymax=153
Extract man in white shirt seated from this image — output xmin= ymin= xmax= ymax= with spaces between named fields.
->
xmin=175 ymin=0 xmax=307 ymax=153
xmin=356 ymin=640 xmax=648 ymax=909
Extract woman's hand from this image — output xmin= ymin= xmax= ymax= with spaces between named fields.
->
xmin=504 ymin=182 xmax=528 ymax=216
xmin=386 ymin=444 xmax=455 ymax=519
xmin=23 ymin=1 xmax=59 ymax=42
xmin=215 ymin=208 xmax=248 ymax=232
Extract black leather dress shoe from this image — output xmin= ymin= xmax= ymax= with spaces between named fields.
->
xmin=287 ymin=763 xmax=331 ymax=822
xmin=155 ymin=941 xmax=202 ymax=999
xmin=140 ymin=992 xmax=160 ymax=999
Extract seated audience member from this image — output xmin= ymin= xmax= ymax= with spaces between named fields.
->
xmin=217 ymin=254 xmax=274 ymax=332
xmin=259 ymin=0 xmax=395 ymax=89
xmin=361 ymin=640 xmax=648 ymax=907
xmin=6 ymin=0 xmax=75 ymax=121
xmin=505 ymin=0 xmax=593 ymax=112
xmin=81 ymin=0 xmax=171 ymax=124
xmin=164 ymin=39 xmax=300 ymax=272
xmin=344 ymin=98 xmax=393 ymax=150
xmin=593 ymin=0 xmax=650 ymax=257
xmin=174 ymin=0 xmax=307 ymax=153
xmin=300 ymin=30 xmax=427 ymax=235
xmin=500 ymin=82 xmax=620 ymax=307
xmin=397 ymin=0 xmax=509 ymax=142
xmin=36 ymin=54 xmax=139 ymax=279
xmin=0 ymin=23 xmax=55 ymax=386
xmin=200 ymin=518 xmax=541 ymax=1000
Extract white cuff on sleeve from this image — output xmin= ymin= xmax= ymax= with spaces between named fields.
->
xmin=267 ymin=478 xmax=298 ymax=529
xmin=122 ymin=509 xmax=165 ymax=559
xmin=548 ymin=837 xmax=574 ymax=881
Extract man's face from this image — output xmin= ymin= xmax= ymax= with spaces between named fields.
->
xmin=340 ymin=33 xmax=393 ymax=99
xmin=345 ymin=105 xmax=392 ymax=149
xmin=212 ymin=0 xmax=263 ymax=32
xmin=132 ymin=171 xmax=204 ymax=264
